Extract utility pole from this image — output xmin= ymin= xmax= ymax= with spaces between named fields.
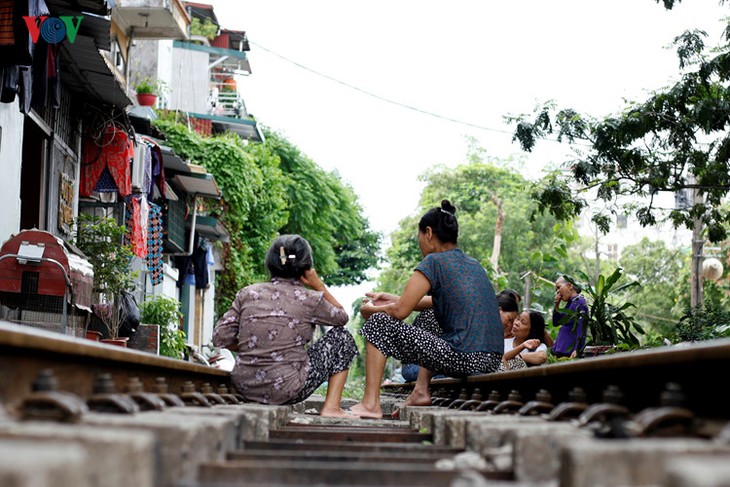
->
xmin=690 ymin=188 xmax=704 ymax=309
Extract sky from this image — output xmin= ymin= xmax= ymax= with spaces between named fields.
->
xmin=205 ymin=0 xmax=729 ymax=303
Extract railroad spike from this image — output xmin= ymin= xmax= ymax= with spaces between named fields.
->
xmin=20 ymin=368 xmax=88 ymax=423
xmin=87 ymin=372 xmax=140 ymax=414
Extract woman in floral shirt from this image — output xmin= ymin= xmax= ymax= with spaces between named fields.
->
xmin=212 ymin=234 xmax=359 ymax=417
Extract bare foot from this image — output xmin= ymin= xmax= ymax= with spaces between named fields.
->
xmin=392 ymin=390 xmax=432 ymax=419
xmin=348 ymin=402 xmax=383 ymax=419
xmin=320 ymin=407 xmax=360 ymax=418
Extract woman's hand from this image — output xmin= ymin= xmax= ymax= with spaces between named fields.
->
xmin=300 ymin=268 xmax=325 ymax=291
xmin=359 ymin=300 xmax=379 ymax=320
xmin=523 ymin=339 xmax=540 ymax=351
xmin=364 ymin=291 xmax=398 ymax=307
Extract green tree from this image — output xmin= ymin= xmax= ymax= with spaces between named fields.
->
xmin=509 ymin=19 xmax=730 ymax=243
xmin=263 ymin=128 xmax=380 ymax=286
xmin=618 ymin=238 xmax=687 ymax=334
xmin=154 ymin=120 xmax=379 ymax=314
xmin=375 ymin=152 xmax=578 ymax=314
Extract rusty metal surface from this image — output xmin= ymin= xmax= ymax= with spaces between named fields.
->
xmin=228 ymin=449 xmax=458 ymax=463
xmin=197 ymin=460 xmax=510 ymax=486
xmin=384 ymin=338 xmax=730 ymax=420
xmin=242 ymin=439 xmax=462 ymax=454
xmin=269 ymin=426 xmax=432 ymax=443
xmin=0 ymin=320 xmax=230 ymax=412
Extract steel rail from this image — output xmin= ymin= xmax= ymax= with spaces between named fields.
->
xmin=0 ymin=320 xmax=231 ymax=413
xmin=383 ymin=338 xmax=730 ymax=420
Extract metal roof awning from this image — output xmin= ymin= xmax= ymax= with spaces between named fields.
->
xmin=185 ymin=215 xmax=229 ymax=243
xmin=169 ymin=168 xmax=221 ymax=200
xmin=60 ymin=34 xmax=132 ymax=108
xmin=188 ymin=112 xmax=264 ymax=142
xmin=173 ymin=40 xmax=252 ymax=75
xmin=45 ymin=0 xmax=112 ymax=16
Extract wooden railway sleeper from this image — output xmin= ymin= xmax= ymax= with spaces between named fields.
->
xmin=492 ymin=389 xmax=524 ymax=414
xmin=474 ymin=390 xmax=502 ymax=411
xmin=180 ymin=381 xmax=213 ymax=407
xmin=86 ymin=372 xmax=141 ymax=414
xmin=547 ymin=386 xmax=588 ymax=421
xmin=517 ymin=388 xmax=554 ymax=416
xmin=19 ymin=369 xmax=88 ymax=423
xmin=124 ymin=377 xmax=167 ymax=411
xmin=152 ymin=377 xmax=186 ymax=407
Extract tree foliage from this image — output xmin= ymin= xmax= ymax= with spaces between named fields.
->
xmin=262 ymin=128 xmax=381 ymax=286
xmin=154 ymin=120 xmax=379 ymax=314
xmin=618 ymin=237 xmax=686 ymax=332
xmin=375 ymin=151 xmax=577 ymax=315
xmin=509 ymin=19 xmax=730 ymax=243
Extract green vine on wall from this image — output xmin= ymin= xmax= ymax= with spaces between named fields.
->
xmin=153 ymin=118 xmax=380 ymax=317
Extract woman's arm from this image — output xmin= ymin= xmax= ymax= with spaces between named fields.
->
xmin=522 ymin=349 xmax=547 ymax=365
xmin=360 ymin=271 xmax=431 ymax=320
xmin=503 ymin=339 xmax=543 ymax=362
xmin=364 ymin=292 xmax=432 ymax=310
xmin=301 ymin=268 xmax=343 ymax=309
xmin=212 ymin=294 xmax=243 ymax=352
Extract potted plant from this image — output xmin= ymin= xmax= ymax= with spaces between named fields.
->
xmin=569 ymin=268 xmax=645 ymax=355
xmin=134 ymin=77 xmax=159 ymax=107
xmin=139 ymin=294 xmax=187 ymax=359
xmin=74 ymin=214 xmax=138 ymax=346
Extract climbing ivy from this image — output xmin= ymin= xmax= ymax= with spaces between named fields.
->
xmin=263 ymin=128 xmax=381 ymax=287
xmin=153 ymin=119 xmax=379 ymax=315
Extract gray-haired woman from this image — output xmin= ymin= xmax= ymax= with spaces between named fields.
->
xmin=212 ymin=234 xmax=359 ymax=417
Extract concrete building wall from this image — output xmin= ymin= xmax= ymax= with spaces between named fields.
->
xmin=577 ymin=191 xmax=692 ymax=264
xmin=157 ymin=40 xmax=174 ymax=109
xmin=169 ymin=47 xmax=210 ymax=114
xmin=0 ymin=102 xmax=24 ymax=246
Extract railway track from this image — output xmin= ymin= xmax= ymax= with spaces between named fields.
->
xmin=2 ymin=320 xmax=730 ymax=486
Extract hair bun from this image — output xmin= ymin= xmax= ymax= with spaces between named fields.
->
xmin=441 ymin=199 xmax=456 ymax=215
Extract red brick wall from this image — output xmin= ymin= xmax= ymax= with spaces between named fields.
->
xmin=190 ymin=117 xmax=212 ymax=137
xmin=128 ymin=324 xmax=160 ymax=354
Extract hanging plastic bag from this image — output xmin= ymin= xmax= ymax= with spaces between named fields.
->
xmin=117 ymin=290 xmax=140 ymax=338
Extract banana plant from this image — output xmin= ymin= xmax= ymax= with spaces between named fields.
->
xmin=573 ymin=268 xmax=645 ymax=349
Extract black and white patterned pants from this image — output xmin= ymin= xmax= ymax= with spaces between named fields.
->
xmin=287 ymin=326 xmax=360 ymax=404
xmin=360 ymin=309 xmax=502 ymax=377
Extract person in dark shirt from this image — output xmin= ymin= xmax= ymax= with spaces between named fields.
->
xmin=350 ymin=200 xmax=503 ymax=419
xmin=551 ymin=275 xmax=589 ymax=358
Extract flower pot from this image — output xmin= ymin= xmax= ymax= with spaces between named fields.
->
xmin=85 ymin=330 xmax=103 ymax=341
xmin=100 ymin=337 xmax=129 ymax=348
xmin=136 ymin=93 xmax=157 ymax=107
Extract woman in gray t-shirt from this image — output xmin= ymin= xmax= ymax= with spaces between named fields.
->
xmin=350 ymin=200 xmax=503 ymax=419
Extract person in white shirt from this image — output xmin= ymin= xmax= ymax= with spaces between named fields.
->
xmin=501 ymin=310 xmax=548 ymax=370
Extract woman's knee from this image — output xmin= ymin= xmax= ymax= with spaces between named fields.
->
xmin=361 ymin=312 xmax=395 ymax=334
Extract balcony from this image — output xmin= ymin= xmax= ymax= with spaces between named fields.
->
xmin=113 ymin=0 xmax=190 ymax=39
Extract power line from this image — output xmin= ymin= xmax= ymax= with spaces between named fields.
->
xmin=250 ymin=41 xmax=516 ymax=136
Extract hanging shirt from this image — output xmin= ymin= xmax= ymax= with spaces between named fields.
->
xmin=80 ymin=126 xmax=134 ymax=198
xmin=146 ymin=202 xmax=164 ymax=285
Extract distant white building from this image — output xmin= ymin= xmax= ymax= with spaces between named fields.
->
xmin=577 ymin=190 xmax=692 ymax=263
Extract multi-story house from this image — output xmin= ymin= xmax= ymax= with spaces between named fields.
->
xmin=0 ymin=0 xmax=244 ymax=356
